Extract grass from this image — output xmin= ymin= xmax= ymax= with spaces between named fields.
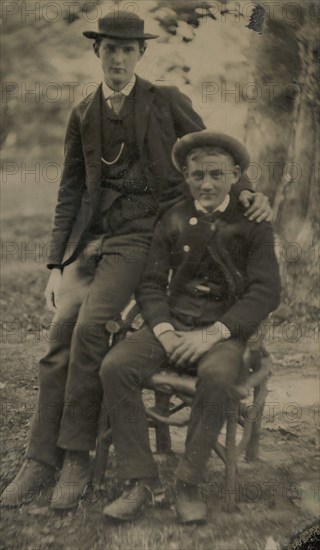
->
xmin=1 ymin=181 xmax=319 ymax=549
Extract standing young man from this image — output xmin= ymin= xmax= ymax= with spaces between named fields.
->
xmin=1 ymin=12 xmax=272 ymax=510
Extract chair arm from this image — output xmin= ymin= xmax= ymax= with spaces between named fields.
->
xmin=229 ymin=354 xmax=273 ymax=400
xmin=146 ymin=406 xmax=189 ymax=427
xmin=148 ymin=370 xmax=197 ymax=397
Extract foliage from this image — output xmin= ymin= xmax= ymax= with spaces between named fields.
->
xmin=1 ymin=0 xmax=319 ymax=318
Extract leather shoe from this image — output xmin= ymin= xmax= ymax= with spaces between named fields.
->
xmin=103 ymin=479 xmax=156 ymax=521
xmin=0 ymin=460 xmax=56 ymax=508
xmin=175 ymin=480 xmax=207 ymax=524
xmin=50 ymin=451 xmax=91 ymax=510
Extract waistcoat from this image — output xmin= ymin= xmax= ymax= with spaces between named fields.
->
xmin=96 ymin=88 xmax=158 ymax=236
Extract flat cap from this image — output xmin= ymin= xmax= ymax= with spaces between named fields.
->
xmin=172 ymin=130 xmax=250 ymax=173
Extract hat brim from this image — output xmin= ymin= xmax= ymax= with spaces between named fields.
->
xmin=83 ymin=31 xmax=158 ymax=40
xmin=172 ymin=131 xmax=250 ymax=173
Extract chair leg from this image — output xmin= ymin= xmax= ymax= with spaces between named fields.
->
xmin=154 ymin=391 xmax=172 ymax=453
xmin=245 ymin=382 xmax=267 ymax=462
xmin=223 ymin=398 xmax=239 ymax=512
xmin=92 ymin=415 xmax=112 ymax=488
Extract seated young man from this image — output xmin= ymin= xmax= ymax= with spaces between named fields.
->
xmin=99 ymin=131 xmax=281 ymax=524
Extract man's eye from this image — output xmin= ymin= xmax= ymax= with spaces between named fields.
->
xmin=125 ymin=47 xmax=134 ymax=53
xmin=193 ymin=172 xmax=204 ymax=180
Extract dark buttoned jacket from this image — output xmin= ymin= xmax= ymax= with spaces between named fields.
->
xmin=47 ymin=76 xmax=251 ymax=268
xmin=137 ymin=195 xmax=281 ymax=339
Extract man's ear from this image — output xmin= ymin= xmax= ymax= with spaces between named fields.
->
xmin=139 ymin=45 xmax=147 ymax=59
xmin=233 ymin=165 xmax=241 ymax=183
xmin=182 ymin=165 xmax=190 ymax=182
xmin=93 ymin=43 xmax=100 ymax=58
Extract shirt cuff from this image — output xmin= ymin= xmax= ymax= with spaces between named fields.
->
xmin=47 ymin=264 xmax=62 ymax=271
xmin=153 ymin=323 xmax=175 ymax=339
xmin=207 ymin=321 xmax=231 ymax=340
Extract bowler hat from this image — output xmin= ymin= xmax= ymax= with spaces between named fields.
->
xmin=172 ymin=131 xmax=250 ymax=172
xmin=83 ymin=11 xmax=159 ymax=40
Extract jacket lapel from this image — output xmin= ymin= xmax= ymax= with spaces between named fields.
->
xmin=134 ymin=76 xmax=155 ymax=160
xmin=82 ymin=84 xmax=103 ymax=194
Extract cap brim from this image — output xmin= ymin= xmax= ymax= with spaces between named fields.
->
xmin=83 ymin=31 xmax=158 ymax=40
xmin=172 ymin=131 xmax=250 ymax=173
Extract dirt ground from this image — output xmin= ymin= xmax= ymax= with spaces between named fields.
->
xmin=1 ymin=183 xmax=319 ymax=549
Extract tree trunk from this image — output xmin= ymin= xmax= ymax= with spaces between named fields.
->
xmin=244 ymin=9 xmax=319 ymax=319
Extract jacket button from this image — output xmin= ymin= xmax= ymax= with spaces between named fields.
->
xmin=106 ymin=320 xmax=120 ymax=334
xmin=189 ymin=217 xmax=198 ymax=225
xmin=210 ymin=223 xmax=216 ymax=232
xmin=183 ymin=245 xmax=190 ymax=252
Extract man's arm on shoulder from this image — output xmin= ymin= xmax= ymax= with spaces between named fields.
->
xmin=232 ymin=180 xmax=273 ymax=223
xmin=168 ymin=86 xmax=205 ymax=137
xmin=230 ymin=173 xmax=253 ymax=198
xmin=47 ymin=106 xmax=86 ymax=268
xmin=219 ymin=221 xmax=281 ymax=339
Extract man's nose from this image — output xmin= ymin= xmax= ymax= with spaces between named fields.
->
xmin=113 ymin=49 xmax=125 ymax=64
xmin=201 ymin=176 xmax=215 ymax=189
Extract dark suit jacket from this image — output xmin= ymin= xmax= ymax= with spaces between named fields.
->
xmin=47 ymin=76 xmax=251 ymax=268
xmin=137 ymin=196 xmax=281 ymax=339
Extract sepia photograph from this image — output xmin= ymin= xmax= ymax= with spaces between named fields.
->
xmin=1 ymin=1 xmax=319 ymax=549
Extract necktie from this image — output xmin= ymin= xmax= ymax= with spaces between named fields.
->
xmin=198 ymin=210 xmax=222 ymax=224
xmin=109 ymin=92 xmax=125 ymax=115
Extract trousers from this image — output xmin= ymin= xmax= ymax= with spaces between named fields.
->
xmin=100 ymin=325 xmax=245 ymax=484
xmin=26 ymin=233 xmax=151 ymax=467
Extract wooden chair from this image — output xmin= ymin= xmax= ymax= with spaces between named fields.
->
xmin=92 ymin=305 xmax=272 ymax=511
xmin=144 ymin=346 xmax=272 ymax=511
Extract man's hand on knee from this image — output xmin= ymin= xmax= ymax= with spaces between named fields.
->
xmin=158 ymin=330 xmax=181 ymax=358
xmin=170 ymin=330 xmax=213 ymax=366
xmin=44 ymin=268 xmax=62 ymax=312
xmin=170 ymin=322 xmax=231 ymax=366
xmin=239 ymin=190 xmax=273 ymax=222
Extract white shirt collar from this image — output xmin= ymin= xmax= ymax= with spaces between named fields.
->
xmin=102 ymin=74 xmax=136 ymax=99
xmin=195 ymin=194 xmax=230 ymax=214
